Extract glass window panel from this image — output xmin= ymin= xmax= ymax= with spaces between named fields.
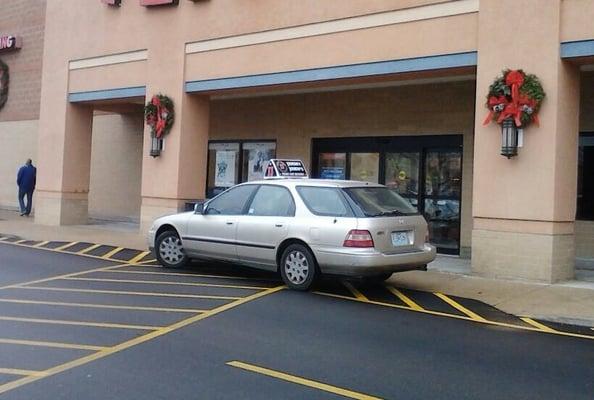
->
xmin=424 ymin=199 xmax=460 ymax=250
xmin=350 ymin=153 xmax=379 ymax=183
xmin=319 ymin=153 xmax=346 ymax=180
xmin=577 ymin=134 xmax=594 ymax=220
xmin=206 ymin=185 xmax=258 ymax=215
xmin=207 ymin=142 xmax=240 ymax=198
xmin=385 ymin=152 xmax=420 ymax=196
xmin=343 ymin=187 xmax=417 ymax=216
xmin=297 ymin=186 xmax=352 ymax=217
xmin=242 ymin=142 xmax=276 ymax=182
xmin=425 ymin=151 xmax=462 ymax=197
xmin=248 ymin=185 xmax=295 ymax=217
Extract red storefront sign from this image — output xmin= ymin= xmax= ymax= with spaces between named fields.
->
xmin=0 ymin=36 xmax=21 ymax=52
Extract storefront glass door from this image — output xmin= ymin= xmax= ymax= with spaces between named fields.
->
xmin=312 ymin=136 xmax=463 ymax=254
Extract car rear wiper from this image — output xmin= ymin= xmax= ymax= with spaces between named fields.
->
xmin=369 ymin=209 xmax=406 ymax=217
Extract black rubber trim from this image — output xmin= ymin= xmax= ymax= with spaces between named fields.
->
xmin=182 ymin=236 xmax=275 ymax=250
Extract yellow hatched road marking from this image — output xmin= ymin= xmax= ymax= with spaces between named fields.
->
xmin=33 ymin=241 xmax=50 ymax=248
xmin=0 ymin=263 xmax=132 ymax=291
xmin=0 ymin=298 xmax=206 ymax=313
xmin=101 ymin=247 xmax=124 ymax=260
xmin=127 ymin=251 xmax=150 ymax=264
xmin=434 ymin=293 xmax=488 ymax=322
xmin=227 ymin=361 xmax=383 ymax=400
xmin=62 ymin=276 xmax=268 ymax=291
xmin=53 ymin=242 xmax=79 ymax=252
xmin=78 ymin=243 xmax=102 ymax=255
xmin=0 ymin=285 xmax=285 ymax=395
xmin=385 ymin=286 xmax=424 ymax=311
xmin=0 ymin=316 xmax=161 ymax=331
xmin=314 ymin=291 xmax=594 ymax=341
xmin=342 ymin=281 xmax=368 ymax=301
xmin=119 ymin=267 xmax=277 ymax=282
xmin=0 ymin=338 xmax=105 ymax=352
xmin=0 ymin=368 xmax=47 ymax=377
xmin=0 ymin=237 xmax=9 ymax=241
xmin=14 ymin=239 xmax=28 ymax=244
xmin=520 ymin=317 xmax=558 ymax=333
xmin=19 ymin=286 xmax=242 ymax=300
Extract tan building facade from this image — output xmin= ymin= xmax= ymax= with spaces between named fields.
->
xmin=2 ymin=0 xmax=594 ymax=282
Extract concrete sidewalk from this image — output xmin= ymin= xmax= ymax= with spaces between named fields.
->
xmin=1 ymin=209 xmax=593 ymax=327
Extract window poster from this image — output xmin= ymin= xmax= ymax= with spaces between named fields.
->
xmin=350 ymin=153 xmax=379 ymax=183
xmin=214 ymin=150 xmax=237 ymax=187
xmin=319 ymin=153 xmax=346 ymax=180
xmin=243 ymin=142 xmax=276 ymax=181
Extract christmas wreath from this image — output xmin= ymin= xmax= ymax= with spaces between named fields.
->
xmin=144 ymin=94 xmax=174 ymax=139
xmin=0 ymin=60 xmax=9 ymax=111
xmin=483 ymin=69 xmax=545 ymax=128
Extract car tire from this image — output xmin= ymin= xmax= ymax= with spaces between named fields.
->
xmin=280 ymin=244 xmax=318 ymax=291
xmin=155 ymin=230 xmax=189 ymax=269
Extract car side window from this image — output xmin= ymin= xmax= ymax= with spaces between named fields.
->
xmin=247 ymin=185 xmax=295 ymax=217
xmin=205 ymin=185 xmax=257 ymax=215
xmin=296 ymin=186 xmax=353 ymax=217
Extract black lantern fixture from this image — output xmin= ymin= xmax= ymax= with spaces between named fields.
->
xmin=150 ymin=136 xmax=163 ymax=158
xmin=501 ymin=117 xmax=518 ymax=158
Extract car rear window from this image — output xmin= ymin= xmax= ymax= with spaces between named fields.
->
xmin=296 ymin=186 xmax=352 ymax=217
xmin=342 ymin=187 xmax=418 ymax=217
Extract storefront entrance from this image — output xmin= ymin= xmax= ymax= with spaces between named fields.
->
xmin=312 ymin=135 xmax=463 ymax=254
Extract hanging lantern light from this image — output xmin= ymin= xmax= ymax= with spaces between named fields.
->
xmin=501 ymin=117 xmax=518 ymax=158
xmin=150 ymin=135 xmax=163 ymax=158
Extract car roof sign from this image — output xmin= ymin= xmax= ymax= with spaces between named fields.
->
xmin=263 ymin=159 xmax=308 ymax=179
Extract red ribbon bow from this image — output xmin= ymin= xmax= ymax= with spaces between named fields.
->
xmin=483 ymin=70 xmax=539 ymax=127
xmin=150 ymin=96 xmax=167 ymax=138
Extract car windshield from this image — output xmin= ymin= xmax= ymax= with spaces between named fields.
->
xmin=343 ymin=187 xmax=418 ymax=217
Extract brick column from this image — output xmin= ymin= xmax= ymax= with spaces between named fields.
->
xmin=471 ymin=0 xmax=580 ymax=282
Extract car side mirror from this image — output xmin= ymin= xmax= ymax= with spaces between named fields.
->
xmin=194 ymin=202 xmax=205 ymax=214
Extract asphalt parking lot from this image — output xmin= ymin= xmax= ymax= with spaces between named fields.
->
xmin=0 ymin=240 xmax=593 ymax=399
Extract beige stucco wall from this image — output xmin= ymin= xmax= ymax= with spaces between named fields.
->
xmin=0 ymin=120 xmax=39 ymax=210
xmin=210 ymin=80 xmax=475 ymax=251
xmin=88 ymin=113 xmax=143 ymax=222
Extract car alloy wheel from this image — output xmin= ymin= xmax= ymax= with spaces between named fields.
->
xmin=156 ymin=231 xmax=188 ymax=268
xmin=280 ymin=244 xmax=317 ymax=291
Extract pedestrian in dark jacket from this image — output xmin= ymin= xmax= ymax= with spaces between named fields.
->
xmin=16 ymin=159 xmax=36 ymax=216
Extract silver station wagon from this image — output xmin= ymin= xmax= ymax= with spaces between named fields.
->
xmin=148 ymin=179 xmax=436 ymax=290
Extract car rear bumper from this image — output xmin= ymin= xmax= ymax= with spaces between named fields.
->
xmin=313 ymin=244 xmax=436 ymax=276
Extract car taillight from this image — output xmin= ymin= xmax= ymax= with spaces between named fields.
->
xmin=343 ymin=230 xmax=374 ymax=248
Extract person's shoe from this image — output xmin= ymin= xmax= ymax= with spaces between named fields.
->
xmin=19 ymin=212 xmax=25 ymax=216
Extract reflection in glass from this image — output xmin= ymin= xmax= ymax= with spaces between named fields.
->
xmin=424 ymin=199 xmax=460 ymax=250
xmin=350 ymin=153 xmax=379 ymax=183
xmin=242 ymin=142 xmax=276 ymax=182
xmin=425 ymin=152 xmax=462 ymax=197
xmin=319 ymin=153 xmax=346 ymax=180
xmin=385 ymin=152 xmax=420 ymax=196
xmin=207 ymin=142 xmax=240 ymax=198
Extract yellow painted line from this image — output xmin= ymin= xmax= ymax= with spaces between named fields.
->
xmin=117 ymin=267 xmax=277 ymax=282
xmin=52 ymin=242 xmax=79 ymax=252
xmin=313 ymin=291 xmax=594 ymax=341
xmin=14 ymin=239 xmax=28 ymax=244
xmin=227 ymin=361 xmax=383 ymax=400
xmin=0 ymin=338 xmax=105 ymax=352
xmin=101 ymin=247 xmax=124 ymax=260
xmin=33 ymin=241 xmax=50 ymax=248
xmin=0 ymin=285 xmax=285 ymax=395
xmin=62 ymin=277 xmax=268 ymax=291
xmin=78 ymin=243 xmax=102 ymax=255
xmin=342 ymin=281 xmax=368 ymax=301
xmin=0 ymin=262 xmax=133 ymax=291
xmin=127 ymin=251 xmax=151 ymax=264
xmin=0 ymin=237 xmax=9 ymax=241
xmin=385 ymin=286 xmax=424 ymax=311
xmin=0 ymin=298 xmax=206 ymax=314
xmin=19 ymin=286 xmax=243 ymax=300
xmin=520 ymin=317 xmax=558 ymax=333
xmin=0 ymin=368 xmax=47 ymax=377
xmin=0 ymin=316 xmax=161 ymax=331
xmin=434 ymin=292 xmax=488 ymax=322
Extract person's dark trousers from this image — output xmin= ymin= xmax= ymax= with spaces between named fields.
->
xmin=18 ymin=188 xmax=34 ymax=216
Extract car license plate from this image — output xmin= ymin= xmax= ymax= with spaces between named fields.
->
xmin=391 ymin=230 xmax=412 ymax=247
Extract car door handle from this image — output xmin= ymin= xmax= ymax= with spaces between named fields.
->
xmin=226 ymin=221 xmax=234 ymax=225
xmin=275 ymin=223 xmax=284 ymax=228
